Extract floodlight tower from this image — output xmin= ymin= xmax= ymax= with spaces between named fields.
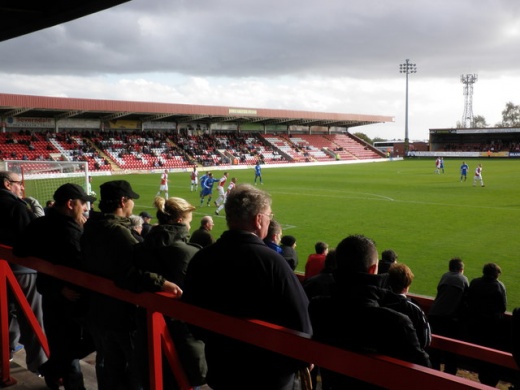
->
xmin=461 ymin=74 xmax=478 ymax=128
xmin=400 ymin=59 xmax=417 ymax=154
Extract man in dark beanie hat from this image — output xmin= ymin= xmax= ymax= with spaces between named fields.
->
xmin=280 ymin=235 xmax=298 ymax=270
xmin=81 ymin=180 xmax=181 ymax=390
xmin=138 ymin=211 xmax=153 ymax=238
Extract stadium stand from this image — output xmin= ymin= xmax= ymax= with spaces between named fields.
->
xmin=282 ymin=134 xmax=336 ymax=161
xmin=91 ymin=131 xmax=193 ymax=170
xmin=53 ymin=134 xmax=112 ymax=171
xmin=261 ymin=134 xmax=305 ymax=162
xmin=0 ymin=132 xmax=57 ymax=162
xmin=1 ymin=129 xmax=385 ymax=172
xmin=325 ymin=133 xmax=384 ymax=159
xmin=0 ymin=131 xmax=114 ymax=172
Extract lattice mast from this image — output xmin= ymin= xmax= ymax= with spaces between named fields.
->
xmin=461 ymin=74 xmax=478 ymax=128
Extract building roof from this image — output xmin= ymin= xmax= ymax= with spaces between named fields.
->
xmin=0 ymin=93 xmax=394 ymax=129
xmin=0 ymin=1 xmax=131 ymax=42
xmin=0 ymin=3 xmax=393 ymax=130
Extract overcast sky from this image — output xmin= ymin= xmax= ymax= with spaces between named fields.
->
xmin=1 ymin=0 xmax=520 ymax=140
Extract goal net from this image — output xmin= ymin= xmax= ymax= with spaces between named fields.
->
xmin=2 ymin=160 xmax=89 ymax=206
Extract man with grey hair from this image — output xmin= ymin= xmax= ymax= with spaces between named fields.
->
xmin=309 ymin=234 xmax=430 ymax=389
xmin=183 ymin=184 xmax=312 ymax=390
xmin=0 ymin=171 xmax=44 ymax=240
xmin=188 ymin=215 xmax=215 ymax=248
xmin=0 ymin=170 xmax=47 ymax=374
xmin=129 ymin=214 xmax=144 ymax=242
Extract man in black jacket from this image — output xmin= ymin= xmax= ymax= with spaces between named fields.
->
xmin=14 ymin=183 xmax=96 ymax=390
xmin=188 ymin=215 xmax=215 ymax=248
xmin=81 ymin=180 xmax=182 ymax=390
xmin=183 ymin=184 xmax=312 ymax=390
xmin=138 ymin=211 xmax=153 ymax=238
xmin=309 ymin=234 xmax=430 ymax=389
xmin=428 ymin=257 xmax=469 ymax=374
xmin=467 ymin=262 xmax=507 ymax=387
xmin=0 ymin=170 xmax=46 ymax=373
xmin=384 ymin=263 xmax=431 ymax=350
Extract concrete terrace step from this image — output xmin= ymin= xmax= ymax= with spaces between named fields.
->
xmin=7 ymin=348 xmax=218 ymax=389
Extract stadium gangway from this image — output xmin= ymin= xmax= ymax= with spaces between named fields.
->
xmin=0 ymin=245 xmax=516 ymax=390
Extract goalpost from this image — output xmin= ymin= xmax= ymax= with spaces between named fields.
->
xmin=2 ymin=160 xmax=89 ymax=206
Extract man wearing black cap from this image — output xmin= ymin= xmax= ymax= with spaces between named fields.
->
xmin=81 ymin=180 xmax=182 ymax=390
xmin=139 ymin=211 xmax=153 ymax=238
xmin=14 ymin=183 xmax=97 ymax=390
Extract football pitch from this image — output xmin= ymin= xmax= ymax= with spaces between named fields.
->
xmin=92 ymin=158 xmax=520 ymax=311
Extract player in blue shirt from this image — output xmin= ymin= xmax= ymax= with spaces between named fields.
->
xmin=460 ymin=161 xmax=469 ymax=182
xmin=199 ymin=171 xmax=209 ymax=188
xmin=200 ymin=172 xmax=219 ymax=206
xmin=254 ymin=161 xmax=263 ymax=185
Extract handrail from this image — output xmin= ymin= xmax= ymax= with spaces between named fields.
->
xmin=0 ymin=244 xmax=514 ymax=389
xmin=409 ymin=293 xmax=515 ymax=367
xmin=0 ymin=259 xmax=50 ymax=386
xmin=431 ymin=334 xmax=517 ymax=370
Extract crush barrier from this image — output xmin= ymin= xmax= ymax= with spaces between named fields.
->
xmin=0 ymin=245 xmax=515 ymax=389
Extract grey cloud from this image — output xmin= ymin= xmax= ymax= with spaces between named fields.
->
xmin=1 ymin=0 xmax=520 ymax=80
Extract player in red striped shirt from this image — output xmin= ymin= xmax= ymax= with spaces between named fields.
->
xmin=190 ymin=166 xmax=198 ymax=192
xmin=214 ymin=172 xmax=229 ymax=207
xmin=216 ymin=177 xmax=237 ymax=215
xmin=473 ymin=164 xmax=484 ymax=187
xmin=156 ymin=169 xmax=169 ymax=198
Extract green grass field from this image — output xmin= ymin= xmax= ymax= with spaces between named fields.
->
xmin=90 ymin=158 xmax=520 ymax=310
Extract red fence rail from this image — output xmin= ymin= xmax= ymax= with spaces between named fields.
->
xmin=0 ymin=244 xmax=516 ymax=389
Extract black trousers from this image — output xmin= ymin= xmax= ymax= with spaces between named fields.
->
xmin=41 ymin=295 xmax=94 ymax=390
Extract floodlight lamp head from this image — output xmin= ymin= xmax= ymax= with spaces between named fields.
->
xmin=461 ymin=73 xmax=478 ymax=84
xmin=399 ymin=61 xmax=417 ymax=74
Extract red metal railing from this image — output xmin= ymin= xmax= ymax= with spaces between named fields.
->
xmin=0 ymin=244 xmax=515 ymax=389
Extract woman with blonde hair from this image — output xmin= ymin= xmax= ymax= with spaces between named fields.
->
xmin=153 ymin=196 xmax=195 ymax=230
xmin=134 ymin=196 xmax=207 ymax=387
